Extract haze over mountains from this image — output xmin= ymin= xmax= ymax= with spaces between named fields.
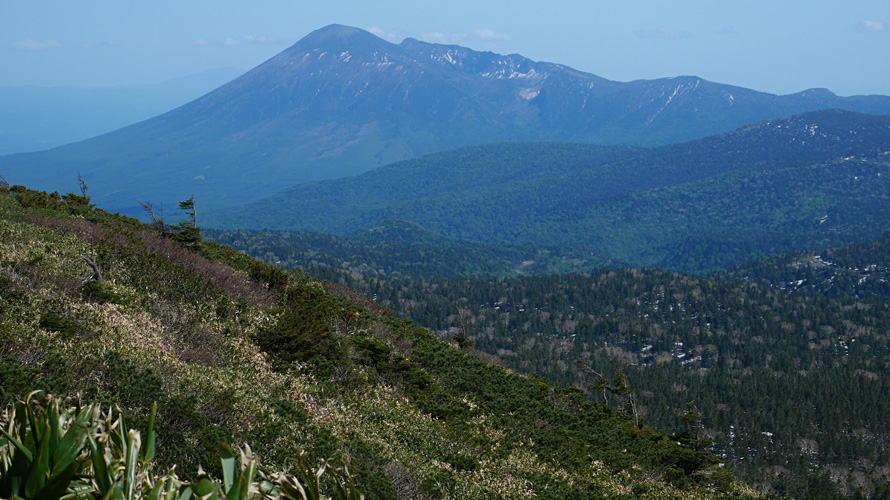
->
xmin=2 ymin=24 xmax=890 ymax=213
xmin=0 ymin=67 xmax=244 ymax=155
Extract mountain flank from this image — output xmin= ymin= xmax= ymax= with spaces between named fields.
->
xmin=0 ymin=185 xmax=766 ymax=498
xmin=209 ymin=109 xmax=890 ymax=273
xmin=725 ymin=231 xmax=890 ymax=302
xmin=313 ymin=253 xmax=890 ymax=499
xmin=204 ymin=220 xmax=620 ymax=281
xmin=2 ymin=24 xmax=890 ymax=213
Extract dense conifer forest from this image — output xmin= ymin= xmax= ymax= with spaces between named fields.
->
xmin=306 ymin=263 xmax=890 ymax=499
xmin=725 ymin=232 xmax=890 ymax=302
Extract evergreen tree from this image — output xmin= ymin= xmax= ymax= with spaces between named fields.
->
xmin=454 ymin=318 xmax=473 ymax=349
xmin=175 ymin=195 xmax=201 ymax=246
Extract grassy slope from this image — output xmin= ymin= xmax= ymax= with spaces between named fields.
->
xmin=0 ymin=187 xmax=762 ymax=499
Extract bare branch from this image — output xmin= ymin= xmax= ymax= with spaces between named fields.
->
xmin=140 ymin=201 xmax=168 ymax=232
xmin=66 ymin=229 xmax=103 ymax=287
xmin=77 ymin=172 xmax=88 ymax=200
xmin=67 ymin=255 xmax=103 ymax=285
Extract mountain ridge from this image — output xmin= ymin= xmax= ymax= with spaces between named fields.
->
xmin=207 ymin=109 xmax=890 ymax=272
xmin=3 ymin=24 xmax=890 ymax=213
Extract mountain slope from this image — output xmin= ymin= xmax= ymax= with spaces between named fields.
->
xmin=211 ymin=110 xmax=890 ymax=273
xmin=321 ymin=267 xmax=890 ymax=499
xmin=0 ymin=185 xmax=763 ymax=499
xmin=204 ymin=220 xmax=620 ymax=281
xmin=724 ymin=231 xmax=890 ymax=302
xmin=3 ymin=25 xmax=890 ymax=212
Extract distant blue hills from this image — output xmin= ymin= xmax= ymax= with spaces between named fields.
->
xmin=0 ymin=68 xmax=244 ymax=156
xmin=2 ymin=24 xmax=889 ymax=214
xmin=206 ymin=109 xmax=890 ymax=272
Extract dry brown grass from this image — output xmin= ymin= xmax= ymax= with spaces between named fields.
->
xmin=28 ymin=214 xmax=278 ymax=309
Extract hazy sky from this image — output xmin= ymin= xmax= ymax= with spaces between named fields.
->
xmin=3 ymin=0 xmax=889 ymax=96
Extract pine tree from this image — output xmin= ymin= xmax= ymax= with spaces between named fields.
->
xmin=454 ymin=318 xmax=473 ymax=349
xmin=174 ymin=195 xmax=201 ymax=246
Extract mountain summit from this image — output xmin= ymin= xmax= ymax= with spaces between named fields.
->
xmin=2 ymin=24 xmax=889 ymax=212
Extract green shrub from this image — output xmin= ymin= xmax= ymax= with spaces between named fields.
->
xmin=0 ymin=392 xmax=365 ymax=499
xmin=38 ymin=311 xmax=82 ymax=338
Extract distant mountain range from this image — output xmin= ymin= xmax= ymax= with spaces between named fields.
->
xmin=209 ymin=109 xmax=890 ymax=272
xmin=0 ymin=68 xmax=244 ymax=155
xmin=2 ymin=24 xmax=890 ymax=212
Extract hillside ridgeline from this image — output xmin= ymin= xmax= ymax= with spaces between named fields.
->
xmin=209 ymin=110 xmax=890 ymax=273
xmin=0 ymin=184 xmax=760 ymax=499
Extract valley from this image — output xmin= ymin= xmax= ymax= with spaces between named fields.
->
xmin=208 ymin=224 xmax=890 ymax=498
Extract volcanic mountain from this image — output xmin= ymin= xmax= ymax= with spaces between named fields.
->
xmin=2 ymin=24 xmax=890 ymax=212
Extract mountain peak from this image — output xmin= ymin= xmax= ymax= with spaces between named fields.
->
xmin=304 ymin=24 xmax=370 ymax=41
xmin=794 ymin=88 xmax=838 ymax=99
xmin=4 ymin=24 xmax=890 ymax=212
xmin=286 ymin=24 xmax=392 ymax=54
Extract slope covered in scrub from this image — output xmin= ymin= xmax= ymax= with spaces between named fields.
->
xmin=0 ymin=184 xmax=760 ymax=499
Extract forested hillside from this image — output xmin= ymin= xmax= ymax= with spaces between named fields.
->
xmin=0 ymin=184 xmax=762 ymax=499
xmin=205 ymin=220 xmax=618 ymax=281
xmin=315 ymin=267 xmax=890 ymax=499
xmin=212 ymin=110 xmax=890 ymax=273
xmin=725 ymin=232 xmax=890 ymax=302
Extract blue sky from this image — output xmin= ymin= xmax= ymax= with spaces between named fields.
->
xmin=3 ymin=0 xmax=889 ymax=96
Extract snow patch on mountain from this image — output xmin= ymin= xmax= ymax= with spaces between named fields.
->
xmin=646 ymin=79 xmax=703 ymax=124
xmin=519 ymin=87 xmax=541 ymax=100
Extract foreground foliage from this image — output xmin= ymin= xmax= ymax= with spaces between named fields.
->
xmin=0 ymin=392 xmax=362 ymax=499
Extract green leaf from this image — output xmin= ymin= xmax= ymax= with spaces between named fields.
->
xmin=141 ymin=402 xmax=157 ymax=464
xmin=1 ymin=447 xmax=30 ymax=498
xmin=176 ymin=485 xmax=194 ymax=500
xmin=219 ymin=444 xmax=237 ymax=494
xmin=50 ymin=414 xmax=91 ymax=477
xmin=147 ymin=481 xmax=165 ymax=500
xmin=89 ymin=435 xmax=113 ymax=495
xmin=33 ymin=461 xmax=79 ymax=500
xmin=108 ymin=408 xmax=125 ymax=456
xmin=123 ymin=430 xmax=139 ymax=500
xmin=0 ymin=426 xmax=33 ymax=463
xmin=24 ymin=401 xmax=41 ymax=445
xmin=46 ymin=400 xmax=62 ymax=459
xmin=230 ymin=460 xmax=256 ymax=500
xmin=193 ymin=476 xmax=220 ymax=500
xmin=24 ymin=417 xmax=52 ymax=498
xmin=100 ymin=482 xmax=123 ymax=500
